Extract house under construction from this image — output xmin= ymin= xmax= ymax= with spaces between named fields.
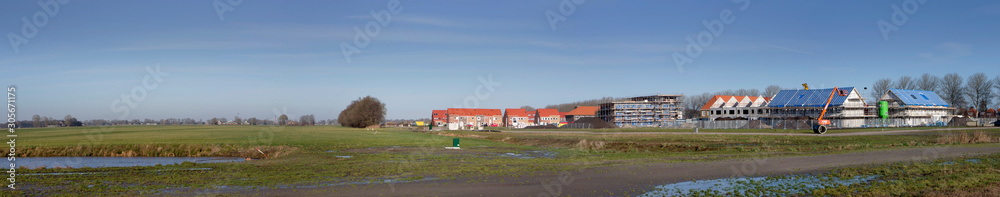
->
xmin=597 ymin=95 xmax=684 ymax=127
xmin=699 ymin=95 xmax=772 ymax=120
xmin=766 ymin=87 xmax=873 ymax=128
xmin=877 ymin=89 xmax=953 ymax=126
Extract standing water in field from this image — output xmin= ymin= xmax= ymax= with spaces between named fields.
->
xmin=18 ymin=157 xmax=246 ymax=169
xmin=638 ymin=175 xmax=879 ymax=196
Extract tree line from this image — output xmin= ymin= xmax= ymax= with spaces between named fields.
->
xmin=543 ymin=97 xmax=628 ymax=112
xmin=14 ymin=114 xmax=338 ymax=128
xmin=871 ymin=72 xmax=999 ymax=111
xmin=14 ymin=95 xmax=389 ymax=129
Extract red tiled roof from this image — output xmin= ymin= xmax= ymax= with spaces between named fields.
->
xmin=432 ymin=110 xmax=447 ymax=119
xmin=700 ymin=95 xmax=727 ymax=110
xmin=565 ymin=106 xmax=599 ymax=116
xmin=537 ymin=109 xmax=559 ymax=117
xmin=505 ymin=108 xmax=532 ymax=117
xmin=447 ymin=108 xmax=501 ymax=116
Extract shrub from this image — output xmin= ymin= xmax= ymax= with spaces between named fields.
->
xmin=338 ymin=96 xmax=386 ymax=128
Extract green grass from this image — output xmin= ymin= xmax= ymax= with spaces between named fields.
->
xmin=512 ymin=126 xmax=975 ymax=134
xmin=651 ymin=153 xmax=1000 ymax=196
xmin=4 ymin=125 xmax=999 ymax=196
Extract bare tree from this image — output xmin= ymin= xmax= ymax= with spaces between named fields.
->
xmin=63 ymin=115 xmax=81 ymax=127
xmin=965 ymin=72 xmax=993 ymax=110
xmin=520 ymin=106 xmax=536 ymax=111
xmin=895 ymin=76 xmax=917 ymax=90
xmin=994 ymin=75 xmax=1000 ymax=107
xmin=683 ymin=93 xmax=714 ymax=119
xmin=916 ymin=73 xmax=940 ymax=92
xmin=234 ymin=116 xmax=242 ymax=125
xmin=872 ymin=78 xmax=893 ymax=104
xmin=764 ymin=85 xmax=782 ymax=97
xmin=734 ymin=89 xmax=749 ymax=96
xmin=209 ymin=118 xmax=218 ymax=125
xmin=278 ymin=114 xmax=288 ymax=125
xmin=32 ymin=115 xmax=41 ymax=128
xmin=940 ymin=73 xmax=966 ymax=108
xmin=298 ymin=115 xmax=315 ymax=126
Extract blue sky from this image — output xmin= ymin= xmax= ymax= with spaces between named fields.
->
xmin=2 ymin=0 xmax=998 ymax=120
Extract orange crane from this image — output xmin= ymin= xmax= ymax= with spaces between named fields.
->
xmin=814 ymin=87 xmax=849 ymax=134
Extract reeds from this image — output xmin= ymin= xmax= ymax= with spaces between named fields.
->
xmin=936 ymin=131 xmax=997 ymax=144
xmin=19 ymin=144 xmax=299 ymax=158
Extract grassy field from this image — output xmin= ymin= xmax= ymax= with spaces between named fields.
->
xmin=647 ymin=153 xmax=1000 ymax=196
xmin=4 ymin=125 xmax=1000 ymax=196
xmin=499 ymin=126 xmax=976 ymax=134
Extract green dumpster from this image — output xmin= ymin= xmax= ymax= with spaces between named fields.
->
xmin=878 ymin=101 xmax=889 ymax=119
xmin=452 ymin=138 xmax=460 ymax=147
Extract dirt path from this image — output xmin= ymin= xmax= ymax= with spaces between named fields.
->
xmin=504 ymin=127 xmax=999 ymax=136
xmin=242 ymin=146 xmax=1000 ymax=196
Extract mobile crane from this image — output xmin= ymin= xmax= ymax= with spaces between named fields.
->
xmin=813 ymin=87 xmax=849 ymax=134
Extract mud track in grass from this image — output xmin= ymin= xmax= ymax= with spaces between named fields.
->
xmin=241 ymin=146 xmax=1000 ymax=196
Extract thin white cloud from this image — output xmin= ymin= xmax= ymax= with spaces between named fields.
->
xmin=104 ymin=40 xmax=283 ymax=52
xmin=395 ymin=16 xmax=460 ymax=27
xmin=920 ymin=42 xmax=971 ymax=63
xmin=766 ymin=44 xmax=812 ymax=55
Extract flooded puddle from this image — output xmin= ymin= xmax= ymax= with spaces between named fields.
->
xmin=498 ymin=151 xmax=557 ymax=159
xmin=639 ymin=175 xmax=879 ymax=196
xmin=18 ymin=157 xmax=246 ymax=169
xmin=940 ymin=158 xmax=983 ymax=165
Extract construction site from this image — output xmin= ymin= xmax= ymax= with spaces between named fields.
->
xmin=595 ymin=95 xmax=684 ymax=128
xmin=432 ymin=83 xmax=992 ymax=133
xmin=671 ymin=84 xmax=966 ymax=133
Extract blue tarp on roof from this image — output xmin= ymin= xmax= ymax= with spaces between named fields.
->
xmin=888 ymin=89 xmax=950 ymax=107
xmin=767 ymin=87 xmax=856 ymax=108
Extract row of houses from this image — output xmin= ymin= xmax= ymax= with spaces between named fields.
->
xmin=432 ymin=88 xmax=963 ymax=130
xmin=430 ymin=106 xmax=600 ymax=129
xmin=699 ymin=88 xmax=954 ymax=128
xmin=431 ymin=95 xmax=687 ymax=129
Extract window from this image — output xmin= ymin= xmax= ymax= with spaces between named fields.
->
xmin=910 ymin=95 xmax=918 ymax=99
xmin=743 ymin=110 xmax=749 ymax=114
xmin=729 ymin=110 xmax=735 ymax=114
xmin=921 ymin=94 xmax=929 ymax=100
